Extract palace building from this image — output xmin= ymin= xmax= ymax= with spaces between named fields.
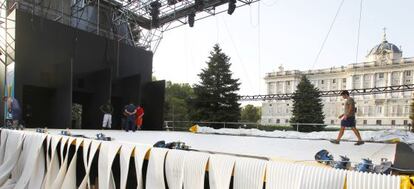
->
xmin=261 ymin=33 xmax=414 ymax=126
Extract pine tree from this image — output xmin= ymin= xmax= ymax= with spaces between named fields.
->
xmin=290 ymin=75 xmax=325 ymax=132
xmin=191 ymin=44 xmax=241 ymax=125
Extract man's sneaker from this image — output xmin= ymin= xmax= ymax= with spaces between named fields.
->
xmin=330 ymin=140 xmax=340 ymax=144
xmin=355 ymin=141 xmax=365 ymax=145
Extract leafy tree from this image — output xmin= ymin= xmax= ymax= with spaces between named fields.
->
xmin=241 ymin=104 xmax=261 ymax=123
xmin=290 ymin=75 xmax=325 ymax=132
xmin=191 ymin=44 xmax=241 ymax=124
xmin=164 ymin=81 xmax=194 ymax=121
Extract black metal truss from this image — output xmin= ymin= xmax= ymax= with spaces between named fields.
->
xmin=106 ymin=0 xmax=258 ymax=30
xmin=238 ymin=84 xmax=414 ymax=101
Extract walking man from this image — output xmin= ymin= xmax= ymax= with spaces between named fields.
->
xmin=331 ymin=90 xmax=364 ymax=145
xmin=100 ymin=99 xmax=113 ymax=129
xmin=124 ymin=102 xmax=137 ymax=132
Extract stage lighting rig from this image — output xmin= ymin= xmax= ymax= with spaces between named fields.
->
xmin=167 ymin=0 xmax=177 ymax=5
xmin=188 ymin=13 xmax=195 ymax=27
xmin=195 ymin=0 xmax=204 ymax=11
xmin=228 ymin=0 xmax=237 ymax=15
xmin=149 ymin=1 xmax=162 ymax=28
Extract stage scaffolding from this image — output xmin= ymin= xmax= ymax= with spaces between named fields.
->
xmin=1 ymin=0 xmax=257 ymax=53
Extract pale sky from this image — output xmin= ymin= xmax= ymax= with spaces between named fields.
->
xmin=153 ymin=0 xmax=414 ymax=96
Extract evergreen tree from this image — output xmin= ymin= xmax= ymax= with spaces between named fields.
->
xmin=241 ymin=104 xmax=261 ymax=123
xmin=290 ymin=75 xmax=325 ymax=132
xmin=191 ymin=44 xmax=241 ymax=124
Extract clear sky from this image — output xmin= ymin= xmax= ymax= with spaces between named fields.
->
xmin=153 ymin=0 xmax=414 ymax=96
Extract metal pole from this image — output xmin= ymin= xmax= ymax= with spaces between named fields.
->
xmin=97 ymin=0 xmax=100 ymax=35
xmin=172 ymin=103 xmax=175 ymax=131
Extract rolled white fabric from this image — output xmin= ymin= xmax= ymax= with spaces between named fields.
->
xmin=347 ymin=171 xmax=400 ymax=189
xmin=165 ymin=150 xmax=187 ymax=189
xmin=3 ymin=131 xmax=24 ymax=165
xmin=27 ymin=140 xmax=46 ymax=189
xmin=59 ymin=137 xmax=70 ymax=164
xmin=0 ymin=131 xmax=24 ymax=187
xmin=42 ymin=135 xmax=62 ymax=189
xmin=145 ymin=148 xmax=169 ymax=189
xmin=119 ymin=143 xmax=134 ymax=189
xmin=183 ymin=151 xmax=210 ymax=189
xmin=98 ymin=141 xmax=122 ymax=189
xmin=266 ymin=161 xmax=304 ymax=189
xmin=79 ymin=140 xmax=101 ymax=189
xmin=300 ymin=165 xmax=347 ymax=189
xmin=81 ymin=139 xmax=92 ymax=179
xmin=44 ymin=136 xmax=52 ymax=171
xmin=0 ymin=130 xmax=9 ymax=165
xmin=61 ymin=138 xmax=83 ymax=189
xmin=232 ymin=157 xmax=266 ymax=189
xmin=208 ymin=154 xmax=236 ymax=189
xmin=13 ymin=132 xmax=46 ymax=189
xmin=133 ymin=144 xmax=151 ymax=189
xmin=50 ymin=137 xmax=76 ymax=189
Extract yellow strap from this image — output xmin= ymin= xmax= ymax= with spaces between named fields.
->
xmin=400 ymin=176 xmax=414 ymax=189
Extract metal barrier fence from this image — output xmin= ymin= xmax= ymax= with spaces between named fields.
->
xmin=164 ymin=120 xmax=412 ymax=132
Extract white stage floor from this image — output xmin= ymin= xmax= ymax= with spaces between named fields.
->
xmin=44 ymin=129 xmax=397 ymax=164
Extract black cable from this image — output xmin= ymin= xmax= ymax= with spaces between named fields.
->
xmin=312 ymin=0 xmax=346 ymax=68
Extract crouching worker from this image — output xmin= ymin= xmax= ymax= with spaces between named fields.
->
xmin=3 ymin=96 xmax=22 ymax=128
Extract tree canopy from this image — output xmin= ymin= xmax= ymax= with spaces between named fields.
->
xmin=191 ymin=44 xmax=241 ymax=124
xmin=241 ymin=104 xmax=261 ymax=123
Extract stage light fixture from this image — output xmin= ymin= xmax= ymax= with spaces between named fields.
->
xmin=188 ymin=13 xmax=195 ymax=27
xmin=167 ymin=0 xmax=177 ymax=5
xmin=194 ymin=0 xmax=204 ymax=11
xmin=149 ymin=1 xmax=162 ymax=27
xmin=227 ymin=0 xmax=236 ymax=15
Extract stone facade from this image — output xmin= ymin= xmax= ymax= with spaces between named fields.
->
xmin=262 ymin=34 xmax=414 ymax=126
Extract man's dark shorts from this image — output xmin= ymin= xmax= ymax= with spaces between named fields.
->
xmin=341 ymin=116 xmax=356 ymax=127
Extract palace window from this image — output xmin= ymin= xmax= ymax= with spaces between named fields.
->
xmin=391 ymin=120 xmax=396 ymax=125
xmin=406 ymin=71 xmax=411 ymax=76
xmin=363 ymin=120 xmax=367 ymax=125
xmin=376 ymin=120 xmax=382 ymax=125
xmin=377 ymin=106 xmax=382 ymax=114
xmin=332 ymin=79 xmax=336 ymax=83
xmin=378 ymin=73 xmax=384 ymax=79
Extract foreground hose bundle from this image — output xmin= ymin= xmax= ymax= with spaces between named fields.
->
xmin=0 ymin=129 xmax=412 ymax=189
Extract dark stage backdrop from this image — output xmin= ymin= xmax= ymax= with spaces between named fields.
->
xmin=142 ymin=81 xmax=166 ymax=130
xmin=14 ymin=10 xmax=164 ymax=130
